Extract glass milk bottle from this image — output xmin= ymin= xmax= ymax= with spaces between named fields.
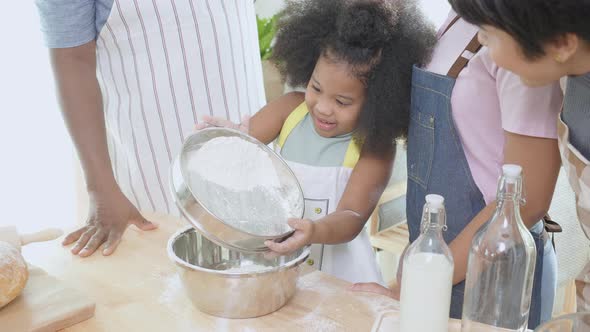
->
xmin=400 ymin=194 xmax=454 ymax=332
xmin=461 ymin=164 xmax=536 ymax=332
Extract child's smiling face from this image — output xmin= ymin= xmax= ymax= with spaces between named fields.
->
xmin=305 ymin=53 xmax=366 ymax=138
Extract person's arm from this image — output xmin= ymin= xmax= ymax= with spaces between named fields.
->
xmin=350 ymin=133 xmax=560 ymax=297
xmin=195 ymin=92 xmax=305 ymax=143
xmin=51 ymin=42 xmax=113 ymax=193
xmin=249 ymin=92 xmax=305 ymax=143
xmin=50 ymin=41 xmax=156 ymax=257
xmin=448 ymin=132 xmax=560 ymax=284
xmin=448 ymin=53 xmax=563 ymax=283
xmin=265 ymin=144 xmax=394 ymax=253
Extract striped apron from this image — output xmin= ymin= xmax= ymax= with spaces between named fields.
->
xmin=558 ymin=77 xmax=590 ymax=310
xmin=95 ymin=0 xmax=265 ymax=214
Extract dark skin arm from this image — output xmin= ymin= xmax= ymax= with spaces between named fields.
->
xmin=50 ymin=41 xmax=156 ymax=257
xmin=197 ymin=91 xmax=394 ymax=253
xmin=265 ymin=146 xmax=393 ymax=254
xmin=447 ymin=132 xmax=560 ymax=284
xmin=352 ymin=131 xmax=560 ymax=298
xmin=249 ymin=92 xmax=308 ymax=144
xmin=196 ymin=91 xmax=305 ymax=142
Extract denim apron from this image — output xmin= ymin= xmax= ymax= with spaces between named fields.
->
xmin=406 ymin=32 xmax=546 ymax=327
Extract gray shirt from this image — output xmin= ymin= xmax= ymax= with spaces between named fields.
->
xmin=35 ymin=0 xmax=114 ymax=48
xmin=563 ymin=73 xmax=590 ymax=159
xmin=281 ymin=113 xmax=355 ymax=167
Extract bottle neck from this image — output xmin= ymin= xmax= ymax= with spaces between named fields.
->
xmin=422 ymin=210 xmax=446 ymax=236
xmin=495 ymin=176 xmax=525 ymax=226
xmin=412 ymin=204 xmax=451 ymax=256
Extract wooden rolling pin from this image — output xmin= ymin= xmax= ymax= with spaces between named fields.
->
xmin=0 ymin=226 xmax=63 ymax=251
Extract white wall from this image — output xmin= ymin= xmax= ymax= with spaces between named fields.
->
xmin=418 ymin=0 xmax=452 ymax=28
xmin=0 ymin=2 xmax=76 ymax=233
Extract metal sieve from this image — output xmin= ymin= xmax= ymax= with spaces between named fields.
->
xmin=170 ymin=127 xmax=304 ymax=253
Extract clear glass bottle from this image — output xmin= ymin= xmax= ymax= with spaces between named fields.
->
xmin=400 ymin=194 xmax=454 ymax=332
xmin=461 ymin=164 xmax=536 ymax=332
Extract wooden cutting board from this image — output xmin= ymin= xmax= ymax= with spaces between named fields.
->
xmin=0 ymin=265 xmax=95 ymax=332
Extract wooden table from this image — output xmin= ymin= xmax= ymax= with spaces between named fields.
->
xmin=22 ymin=213 xmax=399 ymax=331
xmin=21 ymin=213 xmax=527 ymax=331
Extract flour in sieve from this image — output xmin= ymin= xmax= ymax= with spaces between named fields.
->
xmin=188 ymin=136 xmax=280 ymax=190
xmin=187 ymin=136 xmax=301 ymax=236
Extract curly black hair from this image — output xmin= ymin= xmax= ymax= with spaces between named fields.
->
xmin=271 ymin=0 xmax=436 ymax=154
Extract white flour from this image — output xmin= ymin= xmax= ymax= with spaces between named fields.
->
xmin=188 ymin=136 xmax=280 ymax=191
xmin=293 ymin=272 xmax=399 ymax=331
xmin=186 ymin=136 xmax=301 ymax=236
xmin=223 ymin=263 xmax=273 ymax=273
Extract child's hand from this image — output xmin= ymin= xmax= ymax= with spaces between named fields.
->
xmin=264 ymin=218 xmax=314 ymax=255
xmin=194 ymin=115 xmax=250 ymax=133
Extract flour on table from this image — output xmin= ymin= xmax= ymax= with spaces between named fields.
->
xmin=370 ymin=311 xmax=399 ymax=332
xmin=187 ymin=136 xmax=301 ymax=236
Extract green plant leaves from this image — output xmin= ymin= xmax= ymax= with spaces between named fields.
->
xmin=257 ymin=14 xmax=278 ymax=61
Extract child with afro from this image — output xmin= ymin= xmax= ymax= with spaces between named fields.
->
xmin=198 ymin=0 xmax=435 ymax=283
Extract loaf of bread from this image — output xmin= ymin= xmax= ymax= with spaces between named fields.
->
xmin=0 ymin=241 xmax=28 ymax=309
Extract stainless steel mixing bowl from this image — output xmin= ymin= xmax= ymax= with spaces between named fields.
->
xmin=170 ymin=127 xmax=304 ymax=253
xmin=167 ymin=227 xmax=310 ymax=318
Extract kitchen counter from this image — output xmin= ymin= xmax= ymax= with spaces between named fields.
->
xmin=21 ymin=213 xmax=529 ymax=331
xmin=22 ymin=213 xmax=396 ymax=331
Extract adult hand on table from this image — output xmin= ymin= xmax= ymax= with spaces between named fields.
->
xmin=64 ymin=186 xmax=158 ymax=257
xmin=351 ymin=245 xmax=407 ymax=300
xmin=50 ymin=44 xmax=158 ymax=258
xmin=195 ymin=115 xmax=251 ymax=134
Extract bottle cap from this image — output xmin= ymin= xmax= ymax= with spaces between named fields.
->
xmin=502 ymin=164 xmax=522 ymax=184
xmin=425 ymin=194 xmax=444 ymax=212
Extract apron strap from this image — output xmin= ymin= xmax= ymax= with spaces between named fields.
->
xmin=441 ymin=15 xmax=461 ymax=36
xmin=277 ymin=102 xmax=308 ymax=148
xmin=441 ymin=15 xmax=483 ymax=79
xmin=543 ymin=214 xmax=563 ymax=252
xmin=447 ymin=34 xmax=483 ymax=78
xmin=343 ymin=137 xmax=362 ymax=169
xmin=276 ymin=102 xmax=362 ymax=168
xmin=543 ymin=214 xmax=563 ymax=233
